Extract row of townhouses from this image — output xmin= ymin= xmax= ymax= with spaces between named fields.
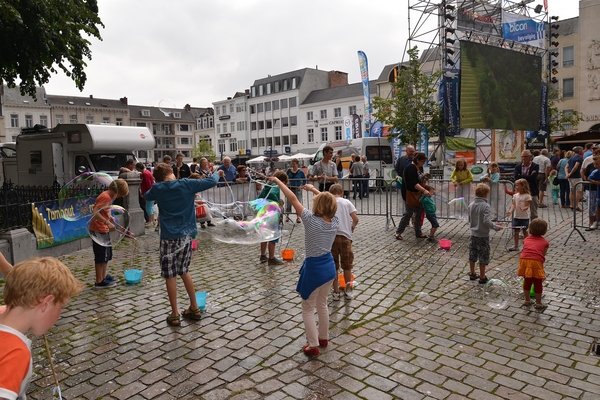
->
xmin=0 ymin=1 xmax=598 ymax=165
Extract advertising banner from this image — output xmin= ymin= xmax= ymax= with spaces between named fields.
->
xmin=357 ymin=51 xmax=372 ymax=134
xmin=538 ymin=82 xmax=549 ymax=135
xmin=370 ymin=121 xmax=383 ymax=138
xmin=417 ymin=124 xmax=429 ymax=156
xmin=31 ymin=196 xmax=99 ymax=249
xmin=457 ymin=1 xmax=502 ymax=35
xmin=440 ymin=75 xmax=460 ymax=136
xmin=352 ymin=114 xmax=362 ymax=139
xmin=492 ymin=130 xmax=523 ymax=162
xmin=501 ymin=12 xmax=545 ymax=48
xmin=343 ymin=115 xmax=352 ymax=140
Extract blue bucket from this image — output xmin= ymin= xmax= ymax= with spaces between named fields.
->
xmin=195 ymin=292 xmax=209 ymax=310
xmin=124 ymin=269 xmax=143 ymax=284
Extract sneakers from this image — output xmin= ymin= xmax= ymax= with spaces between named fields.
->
xmin=268 ymin=258 xmax=284 ymax=265
xmin=344 ymin=288 xmax=354 ymax=300
xmin=539 ymin=203 xmax=548 ymax=208
xmin=200 ymin=223 xmax=206 ymax=229
xmin=586 ymin=221 xmax=598 ymax=231
xmin=508 ymin=246 xmax=519 ymax=251
xmin=94 ymin=278 xmax=117 ymax=289
xmin=259 ymin=255 xmax=268 ymax=263
xmin=207 ymin=222 xmax=216 ymax=227
xmin=479 ymin=277 xmax=489 ymax=284
xmin=154 ymin=224 xmax=160 ymax=232
xmin=332 ymin=292 xmax=341 ymax=301
xmin=105 ymin=274 xmax=118 ymax=283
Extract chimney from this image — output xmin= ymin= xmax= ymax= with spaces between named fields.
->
xmin=245 ymin=89 xmax=250 ymax=95
xmin=89 ymin=94 xmax=93 ymax=99
xmin=120 ymin=97 xmax=128 ymax=105
xmin=184 ymin=104 xmax=191 ymax=111
xmin=328 ymin=71 xmax=349 ymax=88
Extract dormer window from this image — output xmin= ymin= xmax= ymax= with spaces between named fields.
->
xmin=142 ymin=110 xmax=150 ymax=117
xmin=173 ymin=112 xmax=181 ymax=119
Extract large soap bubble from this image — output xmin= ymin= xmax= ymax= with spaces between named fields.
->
xmin=208 ymin=198 xmax=282 ymax=244
xmin=158 ymin=98 xmax=176 ymax=116
xmin=484 ymin=279 xmax=511 ymax=309
xmin=87 ymin=205 xmax=131 ymax=247
xmin=58 ymin=172 xmax=116 ymax=221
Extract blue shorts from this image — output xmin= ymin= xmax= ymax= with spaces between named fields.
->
xmin=425 ymin=214 xmax=440 ymax=229
xmin=513 ymin=218 xmax=529 ymax=229
xmin=145 ymin=199 xmax=155 ymax=216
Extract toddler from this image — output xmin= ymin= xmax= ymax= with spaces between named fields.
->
xmin=518 ymin=218 xmax=549 ymax=310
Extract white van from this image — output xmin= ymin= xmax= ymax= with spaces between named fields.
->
xmin=309 ymin=137 xmax=395 ymax=185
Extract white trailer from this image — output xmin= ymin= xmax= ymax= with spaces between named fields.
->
xmin=13 ymin=124 xmax=155 ymax=186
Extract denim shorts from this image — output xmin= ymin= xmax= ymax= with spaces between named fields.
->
xmin=512 ymin=218 xmax=530 ymax=229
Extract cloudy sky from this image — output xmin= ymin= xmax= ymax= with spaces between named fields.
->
xmin=44 ymin=0 xmax=578 ymax=109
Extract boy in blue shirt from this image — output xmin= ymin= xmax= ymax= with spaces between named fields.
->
xmin=145 ymin=163 xmax=224 ymax=326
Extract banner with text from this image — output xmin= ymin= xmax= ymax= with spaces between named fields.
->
xmin=502 ymin=12 xmax=545 ymax=48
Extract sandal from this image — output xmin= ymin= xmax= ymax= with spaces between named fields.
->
xmin=534 ymin=303 xmax=548 ymax=310
xmin=181 ymin=307 xmax=202 ymax=320
xmin=522 ymin=301 xmax=532 ymax=307
xmin=416 ymin=234 xmax=428 ymax=239
xmin=166 ymin=313 xmax=181 ymax=326
xmin=395 ymin=233 xmax=403 ymax=240
xmin=296 ymin=217 xmax=302 ymax=224
xmin=469 ymin=273 xmax=479 ymax=281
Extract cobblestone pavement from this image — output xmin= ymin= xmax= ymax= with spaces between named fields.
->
xmin=7 ymin=200 xmax=600 ymax=400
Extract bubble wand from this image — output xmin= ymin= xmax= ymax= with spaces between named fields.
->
xmin=43 ymin=334 xmax=64 ymax=400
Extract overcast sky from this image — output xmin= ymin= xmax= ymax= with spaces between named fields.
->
xmin=43 ymin=0 xmax=578 ymax=109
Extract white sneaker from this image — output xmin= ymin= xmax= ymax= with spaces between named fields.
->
xmin=332 ymin=292 xmax=341 ymax=301
xmin=592 ymin=221 xmax=598 ymax=229
xmin=508 ymin=246 xmax=519 ymax=252
xmin=344 ymin=288 xmax=354 ymax=300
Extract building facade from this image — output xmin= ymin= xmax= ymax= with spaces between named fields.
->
xmin=1 ymin=85 xmax=51 ymax=141
xmin=213 ymin=91 xmax=249 ymax=162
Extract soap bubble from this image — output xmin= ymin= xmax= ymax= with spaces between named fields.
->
xmin=484 ymin=279 xmax=511 ymax=309
xmin=209 ymin=199 xmax=282 ymax=244
xmin=413 ymin=292 xmax=433 ymax=310
xmin=87 ymin=205 xmax=130 ymax=247
xmin=158 ymin=98 xmax=176 ymax=116
xmin=58 ymin=172 xmax=116 ymax=221
xmin=161 ymin=235 xmax=194 ymax=263
xmin=448 ymin=197 xmax=467 ymax=207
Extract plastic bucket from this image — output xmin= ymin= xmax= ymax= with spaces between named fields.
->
xmin=281 ymin=248 xmax=295 ymax=261
xmin=191 ymin=239 xmax=198 ymax=250
xmin=439 ymin=239 xmax=452 ymax=250
xmin=195 ymin=292 xmax=208 ymax=310
xmin=124 ymin=269 xmax=143 ymax=284
xmin=338 ymin=273 xmax=355 ymax=289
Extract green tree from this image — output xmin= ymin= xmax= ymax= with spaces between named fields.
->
xmin=0 ymin=0 xmax=104 ymax=98
xmin=547 ymin=86 xmax=584 ymax=134
xmin=193 ymin=139 xmax=216 ymax=162
xmin=372 ymin=46 xmax=443 ymax=145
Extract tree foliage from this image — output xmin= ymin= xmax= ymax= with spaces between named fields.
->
xmin=372 ymin=47 xmax=443 ymax=146
xmin=0 ymin=0 xmax=104 ymax=98
xmin=193 ymin=139 xmax=216 ymax=162
xmin=547 ymin=86 xmax=584 ymax=134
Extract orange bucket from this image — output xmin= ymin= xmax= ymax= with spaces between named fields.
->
xmin=281 ymin=249 xmax=295 ymax=261
xmin=338 ymin=273 xmax=355 ymax=289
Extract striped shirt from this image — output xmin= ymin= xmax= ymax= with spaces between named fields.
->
xmin=301 ymin=208 xmax=339 ymax=258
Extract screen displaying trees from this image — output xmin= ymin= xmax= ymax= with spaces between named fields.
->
xmin=459 ymin=41 xmax=542 ymax=131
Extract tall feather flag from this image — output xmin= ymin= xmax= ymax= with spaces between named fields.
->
xmin=357 ymin=51 xmax=372 ymax=137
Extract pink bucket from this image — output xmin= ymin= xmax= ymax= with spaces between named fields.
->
xmin=191 ymin=239 xmax=198 ymax=250
xmin=439 ymin=239 xmax=452 ymax=250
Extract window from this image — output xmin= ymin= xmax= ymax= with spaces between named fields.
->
xmin=102 ymin=117 xmax=110 ymax=124
xmin=259 ymin=121 xmax=265 ymax=130
xmin=259 ymin=138 xmax=265 ymax=147
xmin=562 ymin=109 xmax=574 ymax=130
xmin=563 ymin=78 xmax=574 ymax=98
xmin=291 ymin=77 xmax=297 ymax=89
xmin=267 ymin=137 xmax=273 ymax=147
xmin=136 ymin=122 xmax=147 ymax=127
xmin=218 ymin=139 xmax=225 ymax=154
xmin=56 ymin=115 xmax=63 ymax=125
xmin=349 ymin=105 xmax=357 ymax=115
xmin=250 ymin=105 xmax=256 ymax=114
xmin=289 ymin=97 xmax=297 ymax=107
xmin=307 ymin=111 xmax=313 ymax=121
xmin=251 ymin=87 xmax=256 ymax=97
xmin=563 ymin=46 xmax=574 ymax=67
xmin=273 ymin=118 xmax=280 ymax=128
xmin=275 ymin=136 xmax=281 ymax=146
xmin=321 ymin=127 xmax=328 ymax=141
xmin=231 ymin=122 xmax=235 ymax=132
xmin=179 ymin=124 xmax=189 ymax=131
xmin=282 ymin=117 xmax=289 ymax=127
xmin=307 ymin=129 xmax=314 ymax=143
xmin=251 ymin=139 xmax=258 ymax=148
xmin=86 ymin=116 xmax=93 ymax=125
xmin=283 ymin=79 xmax=289 ymax=91
xmin=216 ymin=107 xmax=220 ymax=116
xmin=181 ymin=151 xmax=191 ymax=158
xmin=290 ymin=116 xmax=297 ymax=126
xmin=266 ymin=120 xmax=273 ymax=129
xmin=237 ymin=121 xmax=246 ymax=131
xmin=222 ymin=105 xmax=226 ymax=115
xmin=116 ymin=118 xmax=122 ymax=126
xmin=266 ymin=83 xmax=272 ymax=94
xmin=259 ymin=85 xmax=264 ymax=96
xmin=257 ymin=103 xmax=263 ymax=113
xmin=173 ymin=112 xmax=181 ymax=119
xmin=236 ymin=103 xmax=245 ymax=112
xmin=142 ymin=110 xmax=150 ymax=117
xmin=179 ymin=137 xmax=190 ymax=145
xmin=229 ymin=140 xmax=238 ymax=152
xmin=334 ymin=107 xmax=341 ymax=118
xmin=217 ymin=125 xmax=221 ymax=134
xmin=320 ymin=110 xmax=327 ymax=119
xmin=25 ymin=115 xmax=33 ymax=128
xmin=335 ymin=125 xmax=342 ymax=140
xmin=251 ymin=122 xmax=257 ymax=131
xmin=272 ymin=100 xmax=279 ymax=110
xmin=230 ymin=104 xmax=234 ymax=113
xmin=40 ymin=115 xmax=48 ymax=127
xmin=281 ymin=98 xmax=288 ymax=109
xmin=291 ymin=135 xmax=298 ymax=145
xmin=274 ymin=81 xmax=280 ymax=92
xmin=10 ymin=115 xmax=18 ymax=128
xmin=238 ymin=140 xmax=247 ymax=151
xmin=265 ymin=102 xmax=271 ymax=112
xmin=283 ymin=136 xmax=290 ymax=145
xmin=223 ymin=123 xmax=227 ymax=133
xmin=70 ymin=115 xmax=78 ymax=123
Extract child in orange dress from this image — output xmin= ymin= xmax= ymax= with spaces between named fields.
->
xmin=518 ymin=218 xmax=549 ymax=310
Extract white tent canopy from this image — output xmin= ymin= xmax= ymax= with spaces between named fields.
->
xmin=246 ymin=156 xmax=266 ymax=163
xmin=291 ymin=152 xmax=315 ymax=160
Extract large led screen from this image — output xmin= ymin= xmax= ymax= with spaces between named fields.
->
xmin=459 ymin=41 xmax=542 ymax=131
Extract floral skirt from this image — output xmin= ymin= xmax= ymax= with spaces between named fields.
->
xmin=517 ymin=258 xmax=546 ymax=280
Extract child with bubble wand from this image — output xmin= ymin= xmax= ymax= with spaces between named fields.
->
xmin=268 ymin=176 xmax=339 ymax=356
xmin=518 ymin=218 xmax=549 ymax=310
